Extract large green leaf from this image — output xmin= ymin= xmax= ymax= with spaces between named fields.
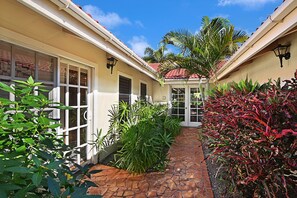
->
xmin=32 ymin=155 xmax=41 ymax=167
xmin=0 ymin=184 xmax=22 ymax=191
xmin=0 ymin=82 xmax=14 ymax=93
xmin=47 ymin=177 xmax=60 ymax=197
xmin=4 ymin=167 xmax=32 ymax=173
xmin=32 ymin=172 xmax=42 ymax=186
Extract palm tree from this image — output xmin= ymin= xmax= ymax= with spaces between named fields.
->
xmin=161 ymin=16 xmax=248 ymax=80
xmin=143 ymin=45 xmax=168 ymax=63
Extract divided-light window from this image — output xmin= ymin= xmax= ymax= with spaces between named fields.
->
xmin=0 ymin=40 xmax=57 ymax=100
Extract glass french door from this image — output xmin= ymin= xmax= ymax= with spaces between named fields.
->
xmin=171 ymin=86 xmax=204 ymax=127
xmin=189 ymin=87 xmax=204 ymax=126
xmin=59 ymin=62 xmax=91 ymax=163
xmin=171 ymin=87 xmax=186 ymax=126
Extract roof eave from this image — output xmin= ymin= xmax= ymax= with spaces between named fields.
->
xmin=18 ymin=0 xmax=157 ymax=79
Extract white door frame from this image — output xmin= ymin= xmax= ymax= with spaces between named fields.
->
xmin=170 ymin=85 xmax=188 ymax=126
xmin=58 ymin=59 xmax=93 ymax=163
xmin=170 ymin=84 xmax=204 ymax=127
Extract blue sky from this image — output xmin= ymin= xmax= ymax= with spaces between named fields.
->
xmin=72 ymin=0 xmax=282 ymax=57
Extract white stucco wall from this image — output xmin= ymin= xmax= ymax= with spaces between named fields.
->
xmin=219 ymin=31 xmax=297 ymax=84
xmin=0 ymin=0 xmax=155 ymax=138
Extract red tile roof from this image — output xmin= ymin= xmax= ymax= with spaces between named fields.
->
xmin=165 ymin=69 xmax=201 ymax=79
xmin=148 ymin=63 xmax=201 ymax=79
xmin=148 ymin=63 xmax=160 ymax=71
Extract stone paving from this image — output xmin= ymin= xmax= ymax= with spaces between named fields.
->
xmin=88 ymin=127 xmax=213 ymax=198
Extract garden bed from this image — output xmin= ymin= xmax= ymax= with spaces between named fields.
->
xmin=202 ymin=141 xmax=228 ymax=198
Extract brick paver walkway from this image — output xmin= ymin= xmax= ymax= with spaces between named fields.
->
xmin=88 ymin=127 xmax=213 ymax=197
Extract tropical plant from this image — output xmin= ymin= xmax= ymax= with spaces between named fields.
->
xmin=160 ymin=16 xmax=248 ymax=80
xmin=0 ymin=77 xmax=100 ymax=198
xmin=143 ymin=45 xmax=173 ymax=63
xmin=110 ymin=101 xmax=181 ymax=173
xmin=202 ymin=77 xmax=297 ymax=197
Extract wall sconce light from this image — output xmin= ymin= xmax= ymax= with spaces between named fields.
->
xmin=106 ymin=56 xmax=118 ymax=74
xmin=273 ymin=44 xmax=291 ymax=68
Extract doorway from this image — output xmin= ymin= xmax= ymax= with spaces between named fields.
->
xmin=171 ymin=85 xmax=204 ymax=127
xmin=59 ymin=61 xmax=92 ymax=163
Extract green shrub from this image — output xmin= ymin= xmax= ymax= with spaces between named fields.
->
xmin=110 ymin=101 xmax=181 ymax=173
xmin=203 ymin=77 xmax=297 ymax=197
xmin=0 ymin=77 xmax=100 ymax=198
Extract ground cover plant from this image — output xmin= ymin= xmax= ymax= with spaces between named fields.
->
xmin=108 ymin=101 xmax=181 ymax=173
xmin=0 ymin=77 xmax=100 ymax=198
xmin=203 ymin=78 xmax=297 ymax=197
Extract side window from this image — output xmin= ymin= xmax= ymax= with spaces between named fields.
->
xmin=0 ymin=42 xmax=11 ymax=99
xmin=119 ymin=75 xmax=131 ymax=104
xmin=0 ymin=41 xmax=57 ymax=100
xmin=140 ymin=82 xmax=147 ymax=101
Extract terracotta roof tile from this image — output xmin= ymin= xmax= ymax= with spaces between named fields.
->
xmin=148 ymin=63 xmax=201 ymax=79
xmin=165 ymin=69 xmax=201 ymax=79
xmin=148 ymin=63 xmax=160 ymax=71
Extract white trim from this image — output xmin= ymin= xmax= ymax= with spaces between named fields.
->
xmin=170 ymin=85 xmax=188 ymax=126
xmin=165 ymin=78 xmax=208 ymax=85
xmin=213 ymin=0 xmax=297 ymax=81
xmin=187 ymin=86 xmax=203 ymax=127
xmin=170 ymin=84 xmax=205 ymax=127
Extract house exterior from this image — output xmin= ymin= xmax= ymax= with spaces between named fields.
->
xmin=0 ymin=0 xmax=157 ymax=163
xmin=3 ymin=0 xmax=294 ymax=164
xmin=0 ymin=0 xmax=206 ymax=163
xmin=212 ymin=0 xmax=297 ymax=84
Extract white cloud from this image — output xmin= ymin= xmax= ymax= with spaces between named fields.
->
xmin=135 ymin=20 xmax=145 ymax=28
xmin=218 ymin=0 xmax=277 ymax=7
xmin=128 ymin=36 xmax=151 ymax=57
xmin=82 ymin=5 xmax=131 ymax=29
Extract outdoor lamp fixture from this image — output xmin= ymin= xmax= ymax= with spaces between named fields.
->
xmin=106 ymin=56 xmax=118 ymax=74
xmin=273 ymin=44 xmax=291 ymax=68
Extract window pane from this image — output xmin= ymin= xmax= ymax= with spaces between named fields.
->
xmin=80 ymin=108 xmax=87 ymax=125
xmin=179 ymin=108 xmax=185 ymax=115
xmin=179 ymin=115 xmax=185 ymax=121
xmin=69 ymin=129 xmax=77 ymax=147
xmin=80 ymin=69 xmax=88 ymax=86
xmin=80 ymin=127 xmax=87 ymax=144
xmin=80 ymin=88 xmax=87 ymax=105
xmin=69 ymin=108 xmax=77 ymax=128
xmin=69 ymin=66 xmax=78 ymax=85
xmin=60 ymin=86 xmax=66 ymax=105
xmin=119 ymin=76 xmax=131 ymax=104
xmin=69 ymin=87 xmax=77 ymax=106
xmin=37 ymin=53 xmax=54 ymax=82
xmin=80 ymin=146 xmax=87 ymax=162
xmin=119 ymin=94 xmax=130 ymax=104
xmin=191 ymin=116 xmax=197 ymax=122
xmin=140 ymin=83 xmax=147 ymax=100
xmin=60 ymin=109 xmax=65 ymax=130
xmin=15 ymin=46 xmax=35 ymax=79
xmin=0 ymin=42 xmax=11 ymax=76
xmin=119 ymin=76 xmax=131 ymax=94
xmin=60 ymin=63 xmax=67 ymax=84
